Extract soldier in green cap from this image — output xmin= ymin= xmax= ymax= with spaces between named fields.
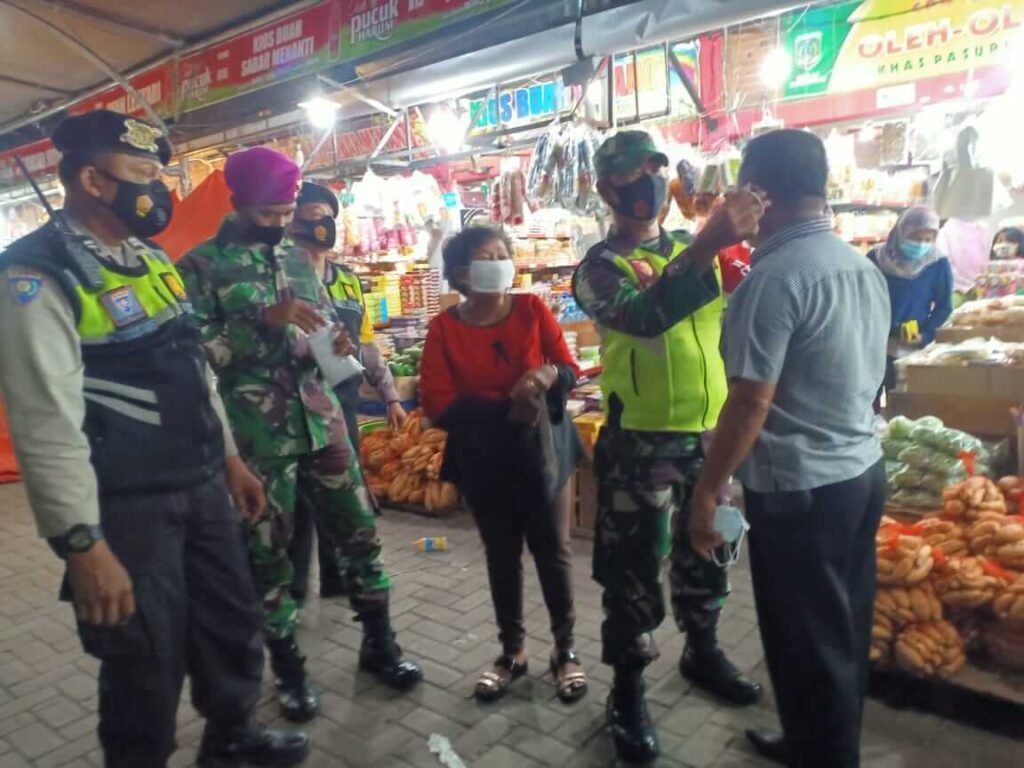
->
xmin=572 ymin=130 xmax=766 ymax=764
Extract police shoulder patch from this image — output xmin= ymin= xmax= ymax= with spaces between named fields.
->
xmin=100 ymin=285 xmax=148 ymax=327
xmin=6 ymin=269 xmax=44 ymax=306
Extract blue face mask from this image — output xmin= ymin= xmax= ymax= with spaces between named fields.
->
xmin=899 ymin=240 xmax=933 ymax=261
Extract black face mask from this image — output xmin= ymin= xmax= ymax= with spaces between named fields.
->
xmin=98 ymin=170 xmax=174 ymax=238
xmin=291 ymin=216 xmax=336 ymax=249
xmin=246 ymin=222 xmax=286 ymax=248
xmin=609 ymin=173 xmax=668 ymax=221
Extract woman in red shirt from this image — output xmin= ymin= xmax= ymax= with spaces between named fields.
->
xmin=420 ymin=227 xmax=587 ymax=704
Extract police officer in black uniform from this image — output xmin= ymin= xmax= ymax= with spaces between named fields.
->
xmin=0 ymin=110 xmax=310 ymax=767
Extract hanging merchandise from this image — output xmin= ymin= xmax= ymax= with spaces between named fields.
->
xmin=489 ymin=156 xmax=529 ymax=225
xmin=526 ymin=123 xmax=603 ymax=215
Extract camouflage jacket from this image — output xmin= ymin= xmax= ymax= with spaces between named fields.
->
xmin=179 ymin=215 xmax=343 ymax=459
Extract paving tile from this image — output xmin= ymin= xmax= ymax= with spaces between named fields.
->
xmin=7 ymin=721 xmax=63 ymax=760
xmin=0 ymin=485 xmax=1019 ymax=768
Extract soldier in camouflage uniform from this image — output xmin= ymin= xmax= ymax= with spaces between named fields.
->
xmin=572 ymin=131 xmax=763 ymax=764
xmin=179 ymin=147 xmax=421 ymax=724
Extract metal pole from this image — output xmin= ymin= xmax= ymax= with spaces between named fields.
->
xmin=0 ymin=0 xmax=169 ymax=133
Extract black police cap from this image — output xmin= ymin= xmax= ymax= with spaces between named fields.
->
xmin=51 ymin=109 xmax=172 ymax=165
xmin=296 ymin=181 xmax=339 ymax=218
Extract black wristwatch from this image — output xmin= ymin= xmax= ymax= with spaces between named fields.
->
xmin=49 ymin=524 xmax=104 ymax=558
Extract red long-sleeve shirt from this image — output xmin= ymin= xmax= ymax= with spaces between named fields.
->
xmin=420 ymin=294 xmax=580 ymax=420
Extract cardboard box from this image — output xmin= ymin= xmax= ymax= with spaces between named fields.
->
xmin=936 ymin=326 xmax=1024 ymax=344
xmin=899 ymin=363 xmax=1024 ymax=399
xmin=887 ymin=391 xmax=1019 ymax=438
xmin=360 ymin=376 xmax=418 ymax=402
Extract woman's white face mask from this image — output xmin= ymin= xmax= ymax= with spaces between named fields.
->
xmin=468 ymin=260 xmax=516 ymax=294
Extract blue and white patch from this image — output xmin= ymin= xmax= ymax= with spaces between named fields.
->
xmin=7 ymin=269 xmax=43 ymax=306
xmin=100 ymin=285 xmax=148 ymax=328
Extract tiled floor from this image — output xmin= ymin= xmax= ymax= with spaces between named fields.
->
xmin=0 ymin=482 xmax=1022 ymax=767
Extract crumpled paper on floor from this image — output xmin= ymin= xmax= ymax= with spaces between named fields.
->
xmin=427 ymin=733 xmax=467 ymax=768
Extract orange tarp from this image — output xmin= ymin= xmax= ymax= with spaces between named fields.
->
xmin=0 ymin=402 xmax=19 ymax=483
xmin=153 ymin=169 xmax=233 ymax=261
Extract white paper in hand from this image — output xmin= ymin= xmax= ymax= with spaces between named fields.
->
xmin=308 ymin=326 xmax=363 ymax=387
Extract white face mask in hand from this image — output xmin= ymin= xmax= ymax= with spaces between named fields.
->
xmin=711 ymin=504 xmax=750 ymax=568
xmin=468 ymin=260 xmax=516 ymax=293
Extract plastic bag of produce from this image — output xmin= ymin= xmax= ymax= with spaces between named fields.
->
xmin=891 ymin=465 xmax=925 ymax=490
xmin=882 ymin=437 xmax=914 ymax=461
xmin=896 ymin=446 xmax=965 ymax=476
xmin=890 ymin=489 xmax=943 ymax=509
xmin=924 ymin=427 xmax=985 ymax=458
xmin=887 ymin=416 xmax=917 ymax=440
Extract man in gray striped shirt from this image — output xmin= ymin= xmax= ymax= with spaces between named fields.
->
xmin=689 ymin=130 xmax=889 ymax=768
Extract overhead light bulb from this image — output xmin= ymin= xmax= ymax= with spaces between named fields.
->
xmin=299 ymin=96 xmax=340 ymax=130
xmin=761 ymin=48 xmax=792 ymax=89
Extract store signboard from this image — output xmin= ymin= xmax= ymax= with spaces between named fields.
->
xmin=463 ymin=79 xmax=574 ymax=134
xmin=0 ymin=139 xmax=59 ymax=189
xmin=783 ymin=0 xmax=1024 ymax=99
xmin=614 ymin=46 xmax=669 ymax=121
xmin=341 ymin=0 xmax=514 ymax=61
xmin=177 ymin=1 xmax=345 ymax=113
xmin=69 ymin=64 xmax=176 ymax=119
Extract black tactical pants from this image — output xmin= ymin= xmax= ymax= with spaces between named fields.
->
xmin=70 ymin=473 xmax=263 ymax=767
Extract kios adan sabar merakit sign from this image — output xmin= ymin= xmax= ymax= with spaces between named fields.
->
xmin=784 ymin=0 xmax=1024 ymax=99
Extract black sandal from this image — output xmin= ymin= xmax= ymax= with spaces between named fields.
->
xmin=550 ymin=649 xmax=588 ymax=704
xmin=474 ymin=655 xmax=528 ymax=703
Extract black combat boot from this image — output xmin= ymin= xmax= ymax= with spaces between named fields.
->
xmin=319 ymin=571 xmax=349 ymax=598
xmin=606 ymin=666 xmax=659 ymax=765
xmin=267 ymin=636 xmax=320 ymax=722
xmin=197 ymin=722 xmax=310 ymax=767
xmin=358 ymin=609 xmax=423 ymax=690
xmin=679 ymin=624 xmax=763 ymax=706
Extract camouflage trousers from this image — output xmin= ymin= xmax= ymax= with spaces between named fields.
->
xmin=592 ymin=430 xmax=729 ymax=668
xmin=246 ymin=436 xmax=390 ymax=640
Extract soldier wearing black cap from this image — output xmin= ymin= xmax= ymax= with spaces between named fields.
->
xmin=0 ymin=110 xmax=310 ymax=767
xmin=286 ymin=181 xmax=407 ymax=603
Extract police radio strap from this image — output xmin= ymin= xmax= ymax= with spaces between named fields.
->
xmin=14 ymin=156 xmax=105 ymax=291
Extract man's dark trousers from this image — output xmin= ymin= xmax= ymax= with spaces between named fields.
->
xmin=743 ymin=460 xmax=886 ymax=768
xmin=73 ymin=473 xmax=264 ymax=766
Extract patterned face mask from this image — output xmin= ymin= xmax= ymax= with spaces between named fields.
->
xmin=711 ymin=504 xmax=750 ymax=568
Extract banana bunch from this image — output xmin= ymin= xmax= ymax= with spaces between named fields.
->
xmin=931 ymin=556 xmax=1003 ymax=608
xmin=941 ymin=477 xmax=1007 ymax=521
xmin=916 ymin=517 xmax=969 ymax=557
xmin=871 ymin=612 xmax=895 ymax=664
xmin=967 ymin=512 xmax=1024 ymax=569
xmin=993 ymin=571 xmax=1024 ymax=621
xmin=877 ymin=529 xmax=934 ymax=586
xmin=894 ymin=620 xmax=966 ymax=679
xmin=875 ymin=583 xmax=943 ymax=627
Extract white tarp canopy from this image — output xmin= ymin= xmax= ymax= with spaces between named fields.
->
xmin=0 ymin=0 xmax=297 ymax=129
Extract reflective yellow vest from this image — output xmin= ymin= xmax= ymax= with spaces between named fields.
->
xmin=0 ymin=222 xmax=222 ymax=493
xmin=599 ymin=239 xmax=727 ymax=433
xmin=324 ymin=263 xmax=374 ymax=345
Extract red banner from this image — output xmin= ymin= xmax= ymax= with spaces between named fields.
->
xmin=178 ymin=1 xmax=346 ymax=113
xmin=68 ymin=64 xmax=176 ymax=119
xmin=0 ymin=139 xmax=59 ymax=189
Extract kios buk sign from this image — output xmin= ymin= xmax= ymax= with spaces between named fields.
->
xmin=785 ymin=0 xmax=1024 ymax=97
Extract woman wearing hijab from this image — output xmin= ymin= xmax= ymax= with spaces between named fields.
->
xmin=868 ymin=206 xmax=953 ymax=395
